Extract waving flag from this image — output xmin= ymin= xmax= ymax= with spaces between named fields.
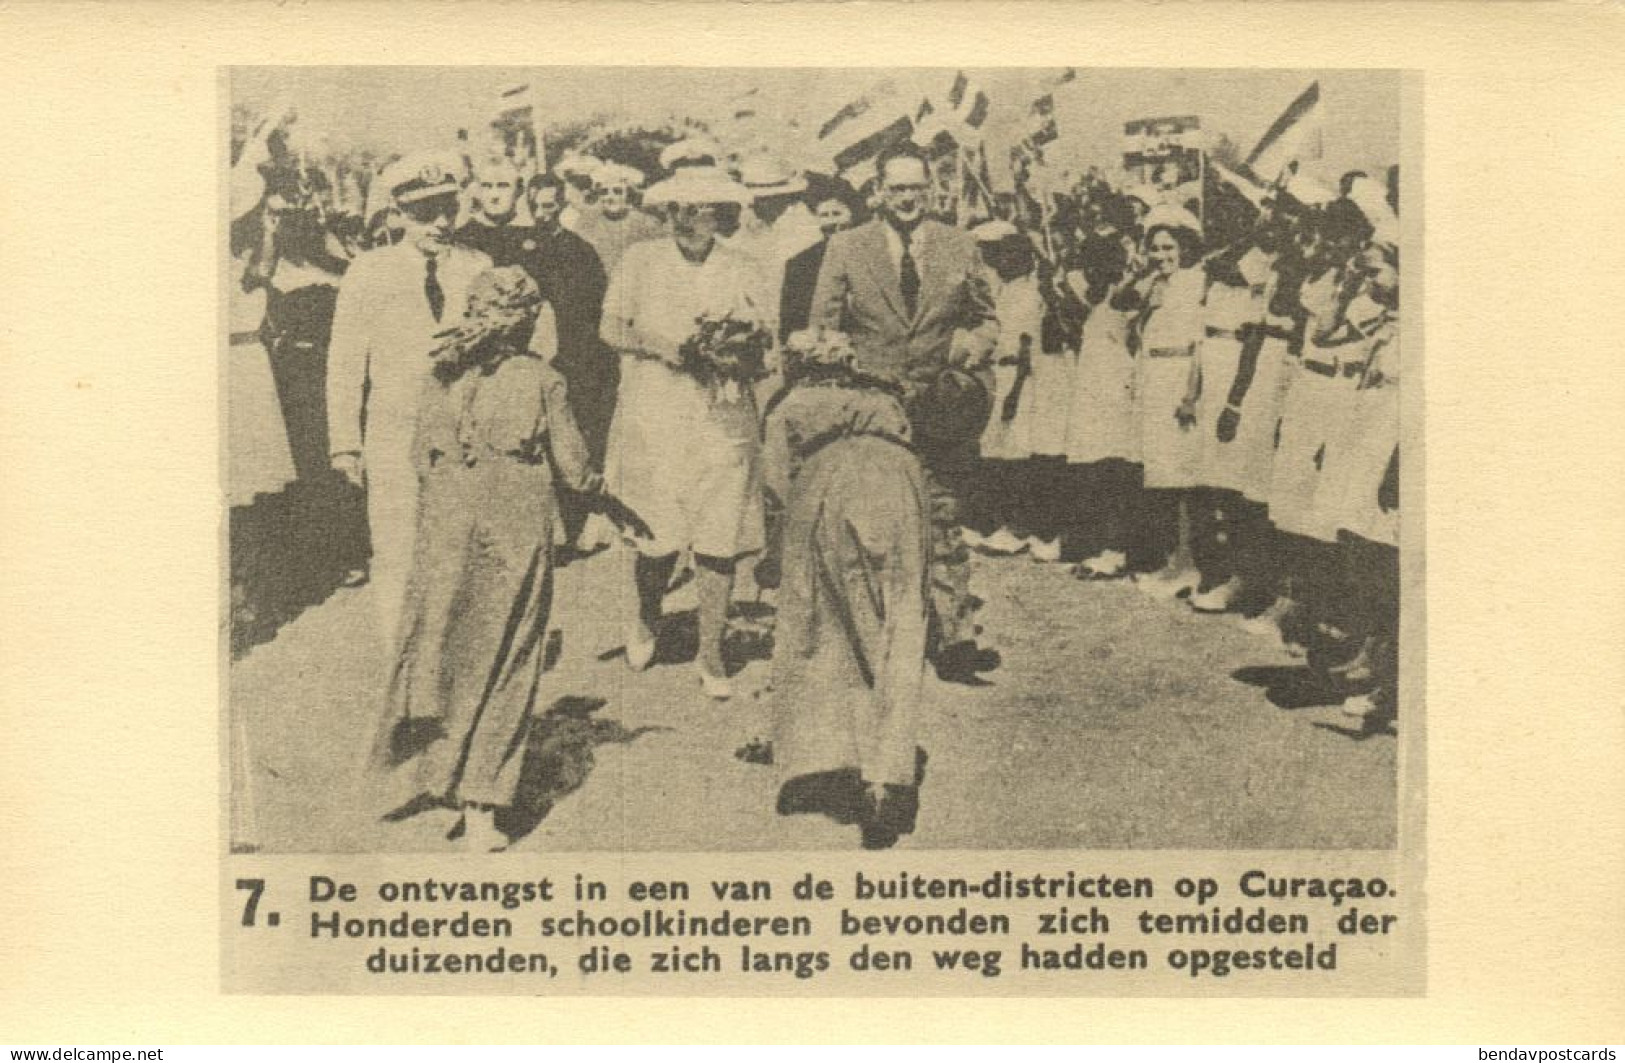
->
xmin=1245 ymin=81 xmax=1324 ymax=184
xmin=817 ymin=86 xmax=915 ymax=179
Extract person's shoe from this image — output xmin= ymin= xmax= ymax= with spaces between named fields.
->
xmin=697 ymin=664 xmax=733 ymax=701
xmin=1135 ymin=564 xmax=1200 ymax=599
xmin=933 ymin=640 xmax=1001 ymax=684
xmin=1075 ymin=549 xmax=1128 ymax=579
xmin=1191 ymin=576 xmax=1244 ymax=614
xmin=1239 ymin=596 xmax=1292 ymax=638
xmin=959 ymin=527 xmax=988 ymax=550
xmin=340 ymin=566 xmax=369 ymax=588
xmin=1027 ymin=536 xmax=1063 ymax=563
xmin=459 ymin=809 xmax=509 ymax=852
xmin=980 ymin=528 xmax=1028 ymax=555
xmin=624 ymin=627 xmax=657 ymax=672
xmin=1341 ymin=692 xmax=1380 ymax=719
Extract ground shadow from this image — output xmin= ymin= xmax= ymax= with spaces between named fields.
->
xmin=1231 ymin=664 xmax=1346 ymax=710
xmin=230 ymin=475 xmax=367 ymax=658
xmin=596 ymin=603 xmax=778 ymax=675
xmin=497 ymin=696 xmax=668 ymax=844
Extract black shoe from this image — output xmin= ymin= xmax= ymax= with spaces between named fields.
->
xmin=860 ymin=784 xmax=919 ymax=849
xmin=933 ymin=641 xmax=1001 ymax=684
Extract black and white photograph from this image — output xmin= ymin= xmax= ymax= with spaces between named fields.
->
xmin=225 ymin=66 xmax=1413 ymax=857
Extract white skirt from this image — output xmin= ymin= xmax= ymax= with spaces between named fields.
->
xmin=1025 ymin=350 xmax=1076 ymax=457
xmin=1233 ymin=337 xmax=1295 ymax=504
xmin=1268 ymin=364 xmax=1354 ymax=540
xmin=1318 ymin=384 xmax=1400 ymax=547
xmin=1064 ymin=312 xmax=1138 ymax=465
xmin=1197 ymin=332 xmax=1246 ymax=492
xmin=605 ymin=357 xmax=765 ymax=559
xmin=1137 ymin=351 xmax=1202 ymax=489
xmin=980 ymin=361 xmax=1032 ymax=460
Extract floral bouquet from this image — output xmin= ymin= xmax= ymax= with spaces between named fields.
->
xmin=428 ymin=266 xmax=542 ymax=384
xmin=675 ymin=311 xmax=775 ymax=397
xmin=781 ymin=327 xmax=856 ymax=382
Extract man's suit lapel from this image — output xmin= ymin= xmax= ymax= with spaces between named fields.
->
xmin=858 ymin=220 xmax=910 ymax=329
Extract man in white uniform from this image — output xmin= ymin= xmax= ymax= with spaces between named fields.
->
xmin=326 ymin=152 xmax=493 ymax=650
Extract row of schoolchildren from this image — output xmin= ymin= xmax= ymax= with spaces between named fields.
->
xmin=964 ymin=174 xmax=1402 ymax=730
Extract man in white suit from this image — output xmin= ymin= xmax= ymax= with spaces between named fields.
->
xmin=326 ymin=153 xmax=493 ymax=650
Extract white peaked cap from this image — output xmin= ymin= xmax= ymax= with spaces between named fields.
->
xmin=1142 ymin=202 xmax=1203 ymax=236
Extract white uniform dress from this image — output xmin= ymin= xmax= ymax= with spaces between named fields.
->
xmin=1314 ymin=311 xmax=1400 ymax=547
xmin=326 ymin=239 xmax=491 ymax=649
xmin=1196 ymin=271 xmax=1267 ymax=494
xmin=1268 ymin=269 xmax=1359 ymax=540
xmin=979 ymin=273 xmax=1046 ymax=460
xmin=1063 ymin=276 xmax=1139 ymax=465
xmin=600 ymin=237 xmax=767 ymax=560
xmin=1231 ymin=268 xmax=1298 ymax=505
xmin=1134 ymin=267 xmax=1206 ymax=489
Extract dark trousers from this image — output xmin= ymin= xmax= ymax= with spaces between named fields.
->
xmin=918 ymin=436 xmax=978 ymax=652
xmin=266 ymin=338 xmax=332 ymax=483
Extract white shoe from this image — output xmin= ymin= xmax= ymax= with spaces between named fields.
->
xmin=1135 ymin=565 xmax=1199 ymax=599
xmin=1191 ymin=576 xmax=1243 ymax=614
xmin=1239 ymin=597 xmax=1292 ymax=638
xmin=960 ymin=527 xmax=987 ymax=549
xmin=1341 ymin=693 xmax=1380 ymax=719
xmin=981 ymin=528 xmax=1028 ymax=555
xmin=1076 ymin=549 xmax=1127 ymax=579
xmin=1027 ymin=536 xmax=1063 ymax=563
xmin=459 ymin=809 xmax=508 ymax=852
xmin=624 ymin=628 xmax=657 ymax=672
xmin=697 ymin=665 xmax=733 ymax=701
xmin=576 ymin=512 xmax=615 ymax=552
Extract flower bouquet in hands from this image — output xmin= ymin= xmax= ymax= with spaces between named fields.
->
xmin=675 ymin=311 xmax=775 ymax=400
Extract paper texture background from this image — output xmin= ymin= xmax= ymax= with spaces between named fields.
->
xmin=1 ymin=0 xmax=1621 ymax=1043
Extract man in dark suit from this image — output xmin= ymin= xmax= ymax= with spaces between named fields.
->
xmin=779 ymin=183 xmax=861 ymax=343
xmin=514 ymin=173 xmax=612 ymax=547
xmin=810 ymin=143 xmax=1000 ymax=674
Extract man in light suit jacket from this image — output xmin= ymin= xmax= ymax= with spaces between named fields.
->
xmin=327 ymin=153 xmax=492 ymax=651
xmin=810 ymin=143 xmax=1000 ymax=671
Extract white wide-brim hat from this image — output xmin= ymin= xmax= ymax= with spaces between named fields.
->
xmin=737 ymin=156 xmax=808 ymax=198
xmin=972 ymin=218 xmax=1021 ymax=243
xmin=1343 ymin=175 xmax=1399 ymax=250
xmin=593 ymin=161 xmax=646 ymax=191
xmin=1142 ymin=202 xmax=1203 ymax=237
xmin=643 ymin=165 xmax=754 ymax=207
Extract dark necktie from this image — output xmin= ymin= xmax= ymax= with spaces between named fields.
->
xmin=424 ymin=253 xmax=445 ymax=322
xmin=898 ymin=227 xmax=920 ymax=319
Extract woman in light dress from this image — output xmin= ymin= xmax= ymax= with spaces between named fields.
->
xmin=967 ymin=221 xmax=1069 ymax=561
xmin=1062 ymin=217 xmax=1142 ymax=579
xmin=1309 ymin=243 xmax=1401 ymax=730
xmin=1118 ymin=207 xmax=1207 ymax=598
xmin=376 ymin=266 xmax=597 ymax=851
xmin=599 ymin=164 xmax=766 ymax=700
xmin=764 ymin=330 xmax=932 ymax=849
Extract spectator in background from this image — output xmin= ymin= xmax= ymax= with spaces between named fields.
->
xmin=453 ymin=156 xmax=529 ymax=267
xmin=242 ymin=169 xmax=353 ymax=485
xmin=778 ymin=180 xmax=863 ymax=343
xmin=517 ymin=173 xmax=614 ymax=550
xmin=574 ymin=162 xmax=662 ymax=277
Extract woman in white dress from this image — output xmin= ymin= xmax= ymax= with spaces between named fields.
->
xmin=1062 ymin=219 xmax=1141 ymax=579
xmin=1311 ymin=244 xmax=1401 ymax=729
xmin=600 ymin=165 xmax=766 ymax=699
xmin=968 ymin=222 xmax=1048 ymax=555
xmin=1119 ymin=207 xmax=1206 ymax=597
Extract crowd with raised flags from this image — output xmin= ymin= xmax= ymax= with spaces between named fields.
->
xmin=230 ymin=74 xmax=1403 ymax=851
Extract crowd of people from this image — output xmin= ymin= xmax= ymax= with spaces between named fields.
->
xmin=234 ymin=119 xmax=1403 ymax=852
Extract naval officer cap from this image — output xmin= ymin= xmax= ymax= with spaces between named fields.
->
xmin=389 ymin=152 xmax=464 ymax=205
